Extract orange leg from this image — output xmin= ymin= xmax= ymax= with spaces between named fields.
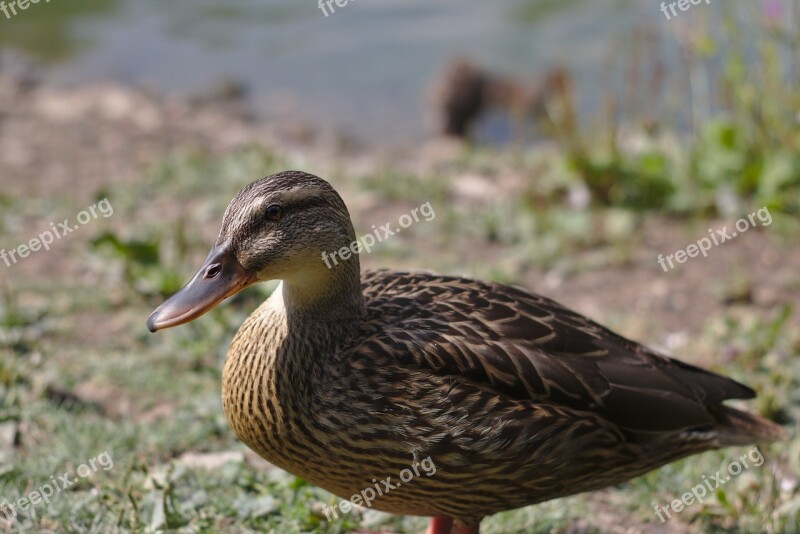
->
xmin=427 ymin=517 xmax=454 ymax=534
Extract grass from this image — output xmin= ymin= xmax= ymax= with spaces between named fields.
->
xmin=0 ymin=137 xmax=798 ymax=532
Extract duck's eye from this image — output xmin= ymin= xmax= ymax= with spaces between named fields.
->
xmin=204 ymin=263 xmax=222 ymax=279
xmin=265 ymin=204 xmax=283 ymax=221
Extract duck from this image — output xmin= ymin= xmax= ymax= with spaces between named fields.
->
xmin=147 ymin=170 xmax=784 ymax=534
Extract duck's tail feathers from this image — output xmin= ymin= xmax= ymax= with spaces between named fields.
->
xmin=715 ymin=405 xmax=786 ymax=446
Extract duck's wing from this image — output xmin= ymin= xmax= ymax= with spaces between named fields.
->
xmin=358 ymin=270 xmax=757 ymax=437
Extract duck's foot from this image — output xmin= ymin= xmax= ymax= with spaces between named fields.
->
xmin=426 ymin=517 xmax=479 ymax=534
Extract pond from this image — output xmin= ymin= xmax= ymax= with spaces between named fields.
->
xmin=0 ymin=0 xmax=760 ymax=142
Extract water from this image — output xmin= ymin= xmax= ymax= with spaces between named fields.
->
xmin=0 ymin=0 xmax=769 ymax=142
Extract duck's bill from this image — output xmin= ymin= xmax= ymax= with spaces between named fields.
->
xmin=146 ymin=242 xmax=258 ymax=333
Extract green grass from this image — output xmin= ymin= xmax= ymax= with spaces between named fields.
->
xmin=1 ymin=139 xmax=798 ymax=532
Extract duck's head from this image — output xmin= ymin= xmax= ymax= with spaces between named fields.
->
xmin=147 ymin=170 xmax=360 ymax=332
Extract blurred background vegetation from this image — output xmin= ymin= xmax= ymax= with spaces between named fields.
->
xmin=0 ymin=0 xmax=798 ymax=532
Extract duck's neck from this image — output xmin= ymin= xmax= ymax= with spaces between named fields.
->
xmin=280 ymin=256 xmax=365 ymax=325
xmin=222 ymin=257 xmax=365 ymax=444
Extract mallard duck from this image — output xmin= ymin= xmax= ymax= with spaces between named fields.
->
xmin=432 ymin=58 xmax=571 ymax=140
xmin=147 ymin=171 xmax=783 ymax=534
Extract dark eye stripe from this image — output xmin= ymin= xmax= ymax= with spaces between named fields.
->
xmin=278 ymin=195 xmax=334 ymax=215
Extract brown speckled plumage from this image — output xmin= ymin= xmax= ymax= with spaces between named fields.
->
xmin=151 ymin=171 xmax=784 ymax=533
